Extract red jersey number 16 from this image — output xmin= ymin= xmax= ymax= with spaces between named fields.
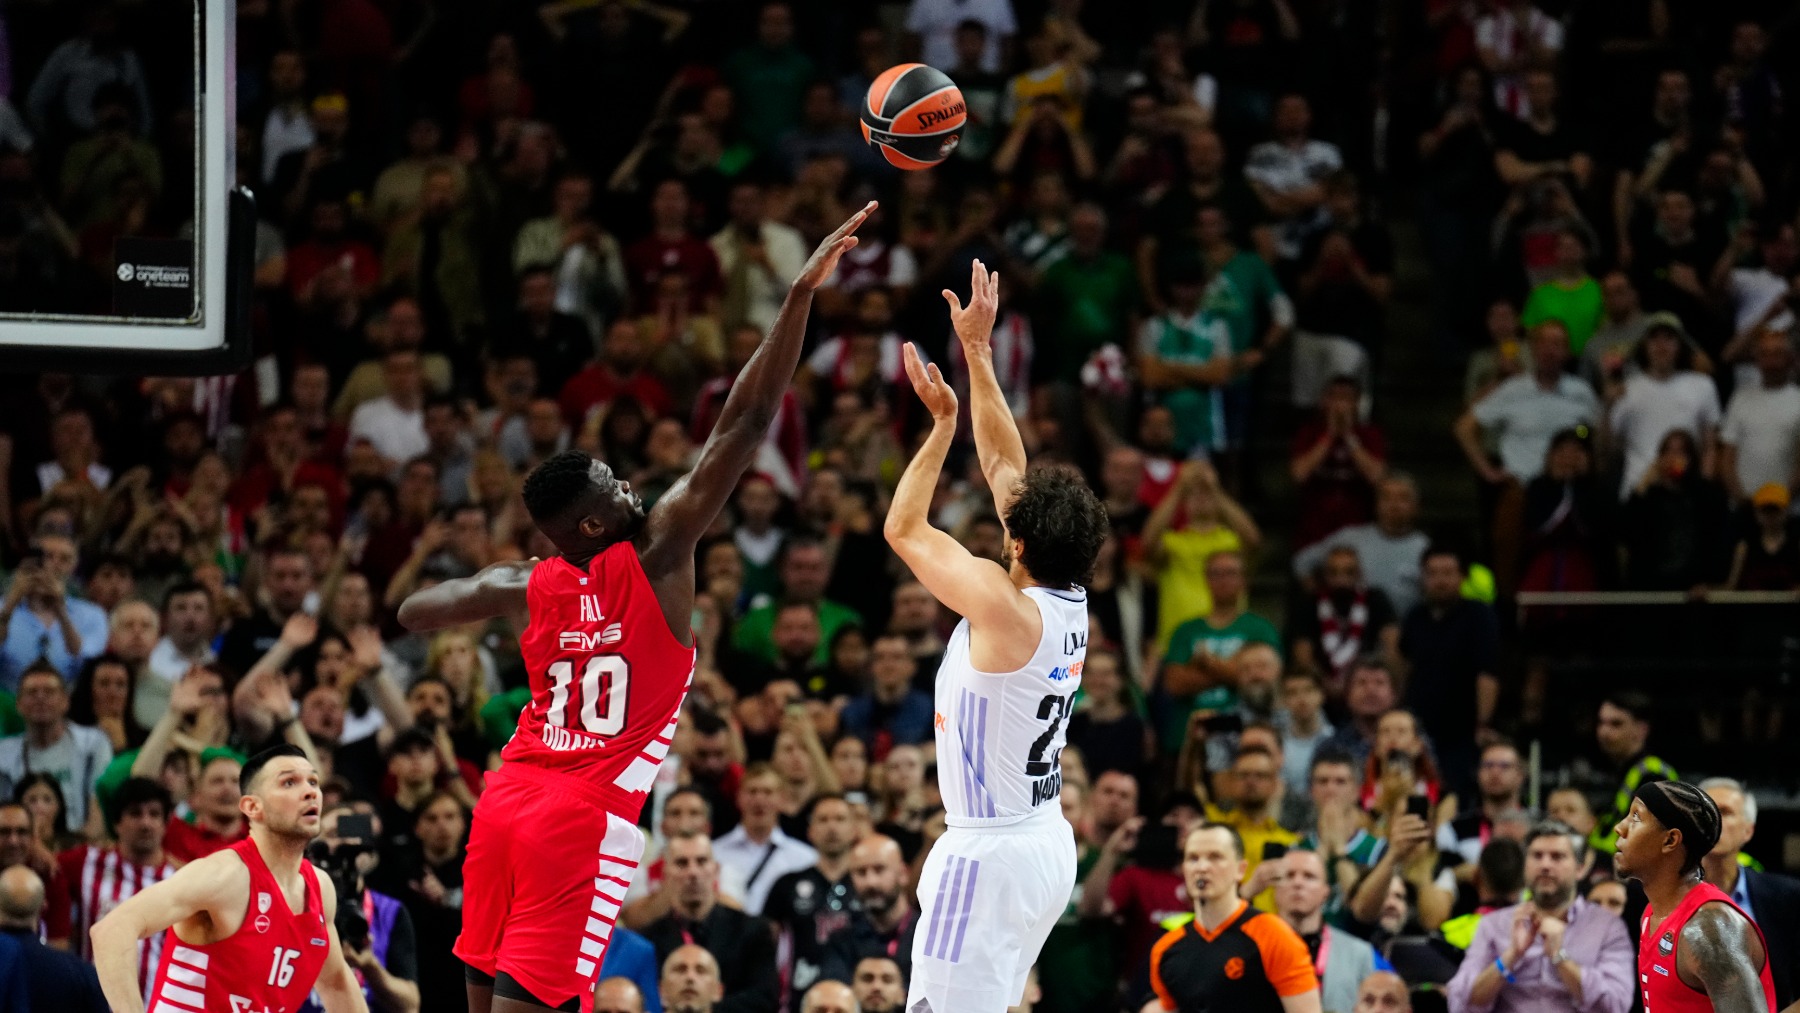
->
xmin=547 ymin=656 xmax=630 ymax=736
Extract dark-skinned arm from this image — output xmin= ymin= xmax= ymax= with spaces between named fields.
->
xmin=636 ymin=203 xmax=875 ymax=642
xmin=396 ymin=558 xmax=536 ymax=632
xmin=1676 ymin=903 xmax=1770 ymax=1013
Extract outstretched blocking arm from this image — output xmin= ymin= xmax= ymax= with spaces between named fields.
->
xmin=396 ymin=558 xmax=536 ymax=632
xmin=1676 ymin=903 xmax=1770 ymax=1013
xmin=944 ymin=260 xmax=1027 ymax=518
xmin=638 ymin=203 xmax=875 ymax=585
xmin=91 ymin=852 xmax=246 ymax=1013
xmin=884 ymin=344 xmax=1034 ymax=636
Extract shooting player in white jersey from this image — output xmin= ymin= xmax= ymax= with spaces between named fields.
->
xmin=884 ymin=261 xmax=1110 ymax=1013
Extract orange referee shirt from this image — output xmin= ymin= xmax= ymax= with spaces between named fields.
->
xmin=1149 ymin=900 xmax=1319 ymax=1013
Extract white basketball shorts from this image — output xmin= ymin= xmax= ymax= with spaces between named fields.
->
xmin=907 ymin=805 xmax=1077 ymax=1013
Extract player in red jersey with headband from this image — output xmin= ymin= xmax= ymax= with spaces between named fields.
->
xmin=1613 ymin=780 xmax=1777 ymax=1013
xmin=396 ymin=203 xmax=876 ymax=1013
xmin=89 ymin=744 xmax=369 ymax=1013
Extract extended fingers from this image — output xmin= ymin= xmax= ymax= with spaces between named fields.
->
xmin=836 ymin=200 xmax=879 ymax=238
xmin=941 ymin=288 xmax=964 ymax=313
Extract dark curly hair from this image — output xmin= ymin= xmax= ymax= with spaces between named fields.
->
xmin=1003 ymin=464 xmax=1109 ymax=589
xmin=521 ymin=449 xmax=596 ymax=524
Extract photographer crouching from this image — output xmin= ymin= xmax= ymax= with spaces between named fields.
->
xmin=301 ymin=804 xmax=422 ymax=1013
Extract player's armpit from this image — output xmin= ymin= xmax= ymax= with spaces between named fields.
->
xmin=1676 ymin=902 xmax=1769 ymax=1013
xmin=92 ymin=849 xmax=246 ymax=946
xmin=397 ymin=558 xmax=535 ymax=632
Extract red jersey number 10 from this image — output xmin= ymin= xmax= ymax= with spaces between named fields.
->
xmin=547 ymin=656 xmax=630 ymax=736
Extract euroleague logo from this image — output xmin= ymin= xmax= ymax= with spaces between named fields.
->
xmin=1224 ymin=957 xmax=1246 ymax=980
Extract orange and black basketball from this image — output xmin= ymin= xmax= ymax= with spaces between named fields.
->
xmin=861 ymin=63 xmax=965 ymax=170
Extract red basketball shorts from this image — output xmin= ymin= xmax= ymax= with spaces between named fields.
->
xmin=455 ymin=765 xmax=646 ymax=1013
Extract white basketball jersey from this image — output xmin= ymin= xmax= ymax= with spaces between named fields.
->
xmin=935 ymin=585 xmax=1088 ymax=825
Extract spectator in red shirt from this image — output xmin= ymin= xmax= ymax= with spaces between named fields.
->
xmin=284 ymin=195 xmax=381 ymax=306
xmin=559 ymin=319 xmax=677 ymax=429
xmin=624 ymin=178 xmax=723 ymax=313
xmin=1289 ymin=375 xmax=1388 ymax=548
xmin=0 ymin=799 xmax=72 ymax=946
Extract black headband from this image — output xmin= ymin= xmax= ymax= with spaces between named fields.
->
xmin=1634 ymin=781 xmax=1721 ymax=860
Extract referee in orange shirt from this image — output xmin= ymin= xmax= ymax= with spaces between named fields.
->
xmin=1146 ymin=823 xmax=1324 ymax=1013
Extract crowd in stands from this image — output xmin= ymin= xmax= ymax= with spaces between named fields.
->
xmin=0 ymin=0 xmax=1799 ymax=1012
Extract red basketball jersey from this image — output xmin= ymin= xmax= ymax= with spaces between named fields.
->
xmin=145 ymin=837 xmax=329 ymax=1013
xmin=508 ymin=541 xmax=697 ymax=813
xmin=1639 ymin=882 xmax=1777 ymax=1013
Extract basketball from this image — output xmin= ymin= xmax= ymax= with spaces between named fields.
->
xmin=860 ymin=63 xmax=966 ymax=170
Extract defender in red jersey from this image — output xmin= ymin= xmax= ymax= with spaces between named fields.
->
xmin=1613 ymin=780 xmax=1776 ymax=1013
xmin=397 ymin=203 xmax=877 ymax=1013
xmin=90 ymin=745 xmax=368 ymax=1013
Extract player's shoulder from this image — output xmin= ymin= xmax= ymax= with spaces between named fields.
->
xmin=170 ymin=846 xmax=255 ymax=898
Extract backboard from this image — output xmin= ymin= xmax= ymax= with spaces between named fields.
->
xmin=0 ymin=0 xmax=249 ymax=375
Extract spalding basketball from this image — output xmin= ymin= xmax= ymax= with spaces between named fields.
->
xmin=861 ymin=63 xmax=966 ymax=170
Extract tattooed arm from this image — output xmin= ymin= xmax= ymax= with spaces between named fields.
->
xmin=1676 ymin=902 xmax=1770 ymax=1013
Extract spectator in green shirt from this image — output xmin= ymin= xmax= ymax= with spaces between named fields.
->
xmin=732 ymin=537 xmax=862 ymax=667
xmin=1036 ymin=202 xmax=1139 ymax=383
xmin=724 ymin=2 xmax=816 ymax=154
xmin=1157 ymin=549 xmax=1281 ymax=754
xmin=1522 ymin=229 xmax=1604 ymax=355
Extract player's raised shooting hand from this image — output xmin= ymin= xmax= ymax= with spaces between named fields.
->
xmin=795 ymin=201 xmax=877 ymax=291
xmin=902 ymin=342 xmax=958 ymax=423
xmin=943 ymin=259 xmax=1001 ymax=358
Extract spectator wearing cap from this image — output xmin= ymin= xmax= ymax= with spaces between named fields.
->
xmin=1719 ymin=329 xmax=1800 ymax=506
xmin=1457 ymin=320 xmax=1600 ymax=488
xmin=1293 ymin=474 xmax=1429 ymax=617
xmin=1603 ymin=313 xmax=1721 ymax=501
xmin=1445 ymin=822 xmax=1634 ymax=1013
xmin=1727 ymin=484 xmax=1799 ymax=591
xmin=1699 ymin=777 xmax=1800 ymax=1008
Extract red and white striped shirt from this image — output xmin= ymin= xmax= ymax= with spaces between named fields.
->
xmin=60 ymin=844 xmax=178 ymax=997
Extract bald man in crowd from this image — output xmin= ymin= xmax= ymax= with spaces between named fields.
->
xmin=661 ymin=944 xmax=725 ymax=1013
xmin=1357 ymin=971 xmax=1410 ymax=1013
xmin=0 ymin=864 xmax=104 ymax=1010
xmin=594 ymin=977 xmax=647 ymax=1013
xmin=801 ymin=979 xmax=859 ymax=1013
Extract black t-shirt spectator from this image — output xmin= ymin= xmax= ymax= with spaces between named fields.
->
xmin=1067 ymin=708 xmax=1147 ymax=781
xmin=1296 ymin=222 xmax=1395 ymax=349
xmin=643 ymin=906 xmax=781 ymax=1013
xmin=217 ymin=608 xmax=285 ymax=683
xmin=1495 ymin=116 xmax=1586 ymax=172
xmin=818 ymin=908 xmax=920 ymax=985
xmin=1622 ymin=480 xmax=1730 ymax=590
xmin=390 ymin=846 xmax=466 ymax=1013
xmin=763 ymin=866 xmax=858 ymax=996
xmin=1398 ymin=598 xmax=1500 ymax=753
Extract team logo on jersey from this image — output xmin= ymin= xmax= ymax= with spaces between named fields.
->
xmin=1658 ymin=932 xmax=1674 ymax=956
xmin=258 ymin=891 xmax=272 ymax=914
xmin=559 ymin=624 xmax=624 ymax=651
xmin=255 ymin=914 xmax=271 ymax=934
